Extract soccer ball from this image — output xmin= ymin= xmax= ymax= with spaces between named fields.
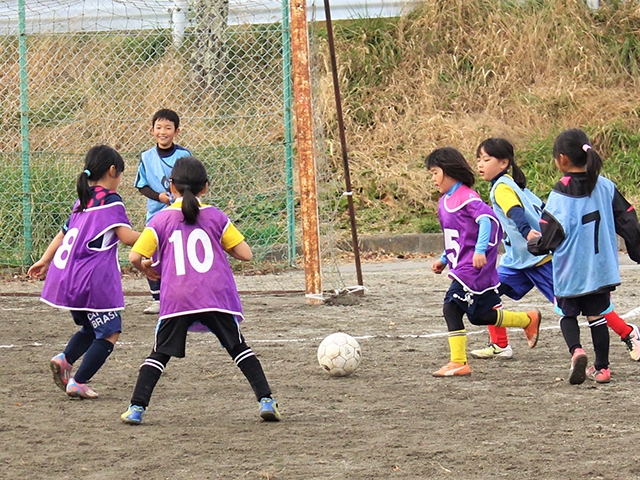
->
xmin=317 ymin=332 xmax=362 ymax=377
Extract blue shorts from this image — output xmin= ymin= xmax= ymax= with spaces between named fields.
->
xmin=71 ymin=310 xmax=122 ymax=339
xmin=497 ymin=261 xmax=555 ymax=303
xmin=444 ymin=280 xmax=502 ymax=321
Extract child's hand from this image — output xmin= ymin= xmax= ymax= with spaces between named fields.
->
xmin=140 ymin=259 xmax=161 ymax=281
xmin=526 ymin=229 xmax=541 ymax=241
xmin=27 ymin=260 xmax=50 ymax=279
xmin=472 ymin=253 xmax=487 ymax=269
xmin=432 ymin=259 xmax=446 ymax=274
xmin=158 ymin=192 xmax=171 ymax=205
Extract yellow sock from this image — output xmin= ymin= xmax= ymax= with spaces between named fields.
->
xmin=494 ymin=309 xmax=531 ymax=328
xmin=448 ymin=330 xmax=467 ymax=364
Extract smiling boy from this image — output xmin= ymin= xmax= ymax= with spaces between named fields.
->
xmin=134 ymin=109 xmax=192 ymax=313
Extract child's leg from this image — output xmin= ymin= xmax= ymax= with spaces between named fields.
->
xmin=50 ymin=326 xmax=94 ymax=392
xmin=432 ymin=301 xmax=471 ymax=377
xmin=129 ymin=351 xmax=172 ymax=409
xmin=560 ymin=315 xmax=588 ymax=385
xmin=487 ymin=325 xmax=509 ymax=348
xmin=587 ymin=317 xmax=610 ymax=371
xmin=560 ymin=316 xmax=581 ymax=353
xmin=147 ymin=278 xmax=160 ymax=302
xmin=442 ymin=301 xmax=467 ymax=364
xmin=473 ymin=308 xmax=541 ymax=348
xmin=72 ymin=337 xmax=116 ymax=384
xmin=63 ymin=328 xmax=95 ymax=364
xmin=603 ymin=310 xmax=632 ymax=339
xmin=488 ymin=265 xmax=541 ymax=350
xmin=228 ymin=342 xmax=273 ymax=401
xmin=66 ymin=311 xmax=122 ymax=399
xmin=202 ymin=312 xmax=280 ymax=420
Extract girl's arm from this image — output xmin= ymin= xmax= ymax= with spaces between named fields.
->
xmin=494 ymin=183 xmax=535 ymax=239
xmin=27 ymin=231 xmax=65 ymax=278
xmin=129 ymin=250 xmax=160 ymax=280
xmin=227 ymin=241 xmax=253 ymax=261
xmin=612 ymin=188 xmax=640 ymax=263
xmin=115 ymin=226 xmax=141 ymax=247
xmin=473 ymin=216 xmax=491 ymax=269
xmin=527 ymin=212 xmax=565 ymax=255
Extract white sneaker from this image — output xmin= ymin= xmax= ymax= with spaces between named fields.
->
xmin=622 ymin=324 xmax=640 ymax=361
xmin=143 ymin=300 xmax=160 ymax=315
xmin=470 ymin=343 xmax=513 ymax=359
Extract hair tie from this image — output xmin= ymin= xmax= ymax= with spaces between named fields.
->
xmin=582 ymin=144 xmax=592 ymax=152
xmin=84 ymin=169 xmax=91 ymax=177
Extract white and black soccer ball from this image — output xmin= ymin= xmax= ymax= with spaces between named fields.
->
xmin=317 ymin=332 xmax=362 ymax=377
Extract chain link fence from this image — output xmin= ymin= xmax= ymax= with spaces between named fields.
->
xmin=0 ymin=0 xmax=329 ymax=293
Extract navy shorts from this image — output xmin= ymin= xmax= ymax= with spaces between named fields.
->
xmin=497 ymin=261 xmax=555 ymax=303
xmin=154 ymin=311 xmax=245 ymax=358
xmin=71 ymin=310 xmax=122 ymax=339
xmin=444 ymin=280 xmax=502 ymax=321
xmin=555 ymin=292 xmax=613 ymax=317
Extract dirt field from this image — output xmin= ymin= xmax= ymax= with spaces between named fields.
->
xmin=2 ymin=255 xmax=640 ymax=480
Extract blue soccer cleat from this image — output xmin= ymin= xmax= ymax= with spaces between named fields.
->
xmin=121 ymin=405 xmax=145 ymax=425
xmin=259 ymin=397 xmax=281 ymax=422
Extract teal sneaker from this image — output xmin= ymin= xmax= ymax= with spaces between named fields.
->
xmin=121 ymin=405 xmax=145 ymax=425
xmin=259 ymin=397 xmax=281 ymax=422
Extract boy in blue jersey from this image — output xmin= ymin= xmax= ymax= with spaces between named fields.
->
xmin=528 ymin=129 xmax=640 ymax=384
xmin=134 ymin=109 xmax=192 ymax=314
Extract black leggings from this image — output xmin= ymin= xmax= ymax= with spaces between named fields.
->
xmin=443 ymin=301 xmax=498 ymax=332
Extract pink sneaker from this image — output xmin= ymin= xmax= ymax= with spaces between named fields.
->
xmin=66 ymin=378 xmax=99 ymax=399
xmin=49 ymin=353 xmax=72 ymax=391
xmin=569 ymin=348 xmax=588 ymax=385
xmin=586 ymin=365 xmax=611 ymax=384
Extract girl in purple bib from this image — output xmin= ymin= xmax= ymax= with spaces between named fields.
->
xmin=28 ymin=145 xmax=140 ymax=399
xmin=426 ymin=147 xmax=542 ymax=377
xmin=122 ymin=156 xmax=280 ymax=425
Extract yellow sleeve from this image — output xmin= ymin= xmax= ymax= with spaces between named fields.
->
xmin=221 ymin=222 xmax=245 ymax=251
xmin=131 ymin=227 xmax=158 ymax=258
xmin=494 ymin=183 xmax=523 ymax=216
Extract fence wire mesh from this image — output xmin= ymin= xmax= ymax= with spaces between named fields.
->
xmin=0 ymin=0 xmax=356 ymax=295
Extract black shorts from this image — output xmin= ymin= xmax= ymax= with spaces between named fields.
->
xmin=154 ymin=311 xmax=245 ymax=358
xmin=555 ymin=292 xmax=612 ymax=317
xmin=444 ymin=280 xmax=502 ymax=321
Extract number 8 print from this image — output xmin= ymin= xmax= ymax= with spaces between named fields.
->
xmin=53 ymin=228 xmax=79 ymax=270
xmin=168 ymin=229 xmax=214 ymax=275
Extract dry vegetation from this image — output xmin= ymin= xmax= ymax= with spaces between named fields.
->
xmin=314 ymin=0 xmax=640 ymax=232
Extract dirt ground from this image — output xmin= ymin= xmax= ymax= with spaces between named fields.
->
xmin=2 ymin=255 xmax=640 ymax=480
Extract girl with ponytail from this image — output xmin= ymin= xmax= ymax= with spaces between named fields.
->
xmin=28 ymin=145 xmax=140 ymax=399
xmin=123 ymin=156 xmax=281 ymax=425
xmin=529 ymin=129 xmax=640 ymax=384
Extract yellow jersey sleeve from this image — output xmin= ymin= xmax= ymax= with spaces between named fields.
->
xmin=494 ymin=182 xmax=523 ymax=216
xmin=221 ymin=222 xmax=245 ymax=251
xmin=131 ymin=227 xmax=158 ymax=258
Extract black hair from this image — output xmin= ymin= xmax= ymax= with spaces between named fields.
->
xmin=170 ymin=156 xmax=209 ymax=225
xmin=476 ymin=137 xmax=527 ymax=189
xmin=553 ymin=128 xmax=602 ymax=195
xmin=425 ymin=147 xmax=475 ymax=187
xmin=75 ymin=145 xmax=125 ymax=212
xmin=152 ymin=108 xmax=180 ymax=129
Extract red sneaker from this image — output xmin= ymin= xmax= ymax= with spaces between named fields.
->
xmin=586 ymin=365 xmax=611 ymax=384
